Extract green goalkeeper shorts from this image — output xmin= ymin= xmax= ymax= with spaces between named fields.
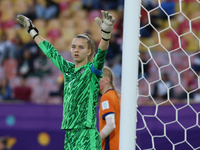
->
xmin=64 ymin=128 xmax=102 ymax=150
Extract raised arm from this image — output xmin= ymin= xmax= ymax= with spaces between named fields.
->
xmin=95 ymin=10 xmax=115 ymax=50
xmin=90 ymin=11 xmax=115 ymax=77
xmin=16 ymin=15 xmax=73 ymax=73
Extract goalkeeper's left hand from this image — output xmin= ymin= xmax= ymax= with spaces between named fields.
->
xmin=95 ymin=10 xmax=115 ymax=41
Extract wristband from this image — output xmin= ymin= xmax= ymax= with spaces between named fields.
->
xmin=30 ymin=29 xmax=39 ymax=39
xmin=101 ymin=31 xmax=111 ymax=41
xmin=27 ymin=20 xmax=39 ymax=39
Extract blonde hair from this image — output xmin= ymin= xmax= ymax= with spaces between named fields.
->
xmin=102 ymin=67 xmax=121 ymax=101
xmin=75 ymin=33 xmax=96 ymax=62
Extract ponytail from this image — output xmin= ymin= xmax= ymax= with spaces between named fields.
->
xmin=111 ymin=78 xmax=121 ymax=105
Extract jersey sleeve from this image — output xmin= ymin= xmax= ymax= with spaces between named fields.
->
xmin=39 ymin=41 xmax=74 ymax=73
xmin=100 ymin=94 xmax=115 ymax=120
xmin=91 ymin=48 xmax=107 ymax=77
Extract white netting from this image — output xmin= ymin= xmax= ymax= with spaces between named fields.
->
xmin=137 ymin=0 xmax=200 ymax=149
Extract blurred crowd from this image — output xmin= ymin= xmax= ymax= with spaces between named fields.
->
xmin=1 ymin=0 xmax=200 ymax=106
xmin=139 ymin=0 xmax=200 ymax=105
xmin=0 ymin=0 xmax=123 ymax=104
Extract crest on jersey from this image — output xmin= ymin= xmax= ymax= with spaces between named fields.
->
xmin=80 ymin=69 xmax=85 ymax=75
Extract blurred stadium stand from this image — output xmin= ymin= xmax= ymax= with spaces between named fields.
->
xmin=0 ymin=0 xmax=200 ymax=105
xmin=0 ymin=0 xmax=123 ymax=105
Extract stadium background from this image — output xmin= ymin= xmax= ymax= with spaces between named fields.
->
xmin=1 ymin=0 xmax=200 ymax=149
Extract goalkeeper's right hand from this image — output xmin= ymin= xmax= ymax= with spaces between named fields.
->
xmin=16 ymin=15 xmax=39 ymax=39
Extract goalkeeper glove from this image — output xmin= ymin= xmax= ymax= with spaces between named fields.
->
xmin=95 ymin=10 xmax=115 ymax=41
xmin=16 ymin=15 xmax=39 ymax=39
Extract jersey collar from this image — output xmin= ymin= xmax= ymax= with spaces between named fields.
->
xmin=105 ymin=88 xmax=114 ymax=94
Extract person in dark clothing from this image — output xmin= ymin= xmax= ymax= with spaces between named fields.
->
xmin=138 ymin=52 xmax=149 ymax=78
xmin=36 ymin=0 xmax=60 ymax=20
xmin=0 ymin=78 xmax=12 ymax=101
xmin=152 ymin=73 xmax=174 ymax=99
xmin=0 ymin=136 xmax=10 ymax=150
xmin=100 ymin=0 xmax=119 ymax=10
xmin=106 ymin=34 xmax=121 ymax=67
xmin=17 ymin=49 xmax=34 ymax=78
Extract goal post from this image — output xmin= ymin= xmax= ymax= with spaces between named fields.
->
xmin=120 ymin=0 xmax=200 ymax=149
xmin=119 ymin=0 xmax=141 ymax=149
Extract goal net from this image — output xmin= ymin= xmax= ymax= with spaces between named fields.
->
xmin=137 ymin=0 xmax=200 ymax=149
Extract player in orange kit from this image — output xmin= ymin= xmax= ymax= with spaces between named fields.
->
xmin=99 ymin=67 xmax=121 ymax=150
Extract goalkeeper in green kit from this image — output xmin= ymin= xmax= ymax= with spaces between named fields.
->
xmin=16 ymin=10 xmax=115 ymax=150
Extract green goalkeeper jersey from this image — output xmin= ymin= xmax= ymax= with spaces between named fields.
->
xmin=39 ymin=41 xmax=107 ymax=129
